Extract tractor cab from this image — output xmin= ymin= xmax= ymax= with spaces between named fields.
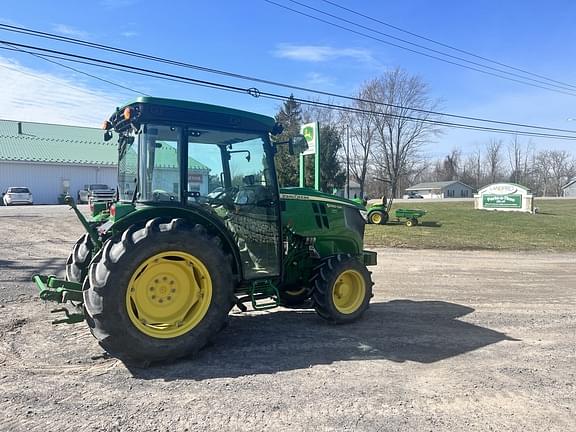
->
xmin=108 ymin=98 xmax=284 ymax=279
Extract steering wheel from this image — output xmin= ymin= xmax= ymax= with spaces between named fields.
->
xmin=206 ymin=187 xmax=237 ymax=210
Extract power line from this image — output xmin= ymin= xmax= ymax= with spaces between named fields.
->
xmin=0 ymin=24 xmax=575 ymax=135
xmin=0 ymin=41 xmax=148 ymax=96
xmin=320 ymin=0 xmax=576 ymax=91
xmin=285 ymin=0 xmax=576 ymax=92
xmin=1 ymin=41 xmax=575 ymax=141
xmin=263 ymin=0 xmax=576 ymax=97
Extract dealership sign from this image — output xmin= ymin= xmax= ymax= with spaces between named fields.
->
xmin=483 ymin=194 xmax=522 ymax=208
xmin=474 ymin=183 xmax=533 ymax=213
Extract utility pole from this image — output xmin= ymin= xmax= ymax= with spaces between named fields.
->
xmin=346 ymin=124 xmax=350 ymax=199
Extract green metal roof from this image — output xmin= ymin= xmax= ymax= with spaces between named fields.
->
xmin=0 ymin=119 xmax=209 ymax=170
xmin=0 ymin=119 xmax=116 ymax=165
xmin=129 ymin=142 xmax=208 ymax=171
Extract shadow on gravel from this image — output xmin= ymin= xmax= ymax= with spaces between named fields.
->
xmin=0 ymin=257 xmax=64 ymax=282
xmin=129 ymin=300 xmax=518 ymax=380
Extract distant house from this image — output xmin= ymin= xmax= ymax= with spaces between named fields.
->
xmin=562 ymin=178 xmax=576 ymax=197
xmin=405 ymin=181 xmax=474 ymax=199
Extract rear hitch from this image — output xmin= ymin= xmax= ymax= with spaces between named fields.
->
xmin=33 ymin=274 xmax=85 ymax=324
xmin=50 ymin=307 xmax=85 ymax=325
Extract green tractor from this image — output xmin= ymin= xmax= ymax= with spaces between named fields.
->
xmin=34 ymin=97 xmax=377 ymax=364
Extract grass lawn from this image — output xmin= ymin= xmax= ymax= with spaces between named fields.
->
xmin=364 ymin=199 xmax=576 ymax=251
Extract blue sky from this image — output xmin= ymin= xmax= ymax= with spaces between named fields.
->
xmin=1 ymin=0 xmax=575 ymax=158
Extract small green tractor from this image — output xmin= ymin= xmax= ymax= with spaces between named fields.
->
xmin=34 ymin=97 xmax=377 ymax=364
xmin=364 ymin=197 xmax=427 ymax=227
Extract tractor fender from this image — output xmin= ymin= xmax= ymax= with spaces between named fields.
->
xmin=106 ymin=206 xmax=243 ymax=281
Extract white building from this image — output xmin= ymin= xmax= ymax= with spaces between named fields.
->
xmin=404 ymin=181 xmax=474 ymax=199
xmin=0 ymin=120 xmax=117 ymax=204
xmin=0 ymin=119 xmax=209 ymax=204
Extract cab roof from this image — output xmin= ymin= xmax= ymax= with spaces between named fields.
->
xmin=113 ymin=97 xmax=276 ymax=133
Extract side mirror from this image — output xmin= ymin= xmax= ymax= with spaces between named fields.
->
xmin=288 ymin=135 xmax=308 ymax=155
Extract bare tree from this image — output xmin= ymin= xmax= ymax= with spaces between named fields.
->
xmin=362 ymin=68 xmax=442 ymax=197
xmin=485 ymin=139 xmax=503 ymax=183
xmin=507 ymin=136 xmax=534 ymax=185
xmin=342 ymin=89 xmax=379 ymax=198
xmin=548 ymin=150 xmax=575 ymax=196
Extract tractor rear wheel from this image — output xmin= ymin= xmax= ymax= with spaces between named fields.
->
xmin=312 ymin=255 xmax=373 ymax=323
xmin=65 ymin=233 xmax=93 ymax=283
xmin=83 ymin=218 xmax=234 ymax=364
xmin=405 ymin=218 xmax=418 ymax=227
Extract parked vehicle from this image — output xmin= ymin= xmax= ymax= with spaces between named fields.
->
xmin=2 ymin=187 xmax=33 ymax=206
xmin=407 ymin=191 xmax=424 ymax=199
xmin=77 ymin=184 xmax=115 ymax=204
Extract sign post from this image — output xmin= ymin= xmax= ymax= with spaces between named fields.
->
xmin=299 ymin=122 xmax=320 ymax=190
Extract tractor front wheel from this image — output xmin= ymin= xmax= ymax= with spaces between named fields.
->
xmin=65 ymin=233 xmax=93 ymax=283
xmin=368 ymin=211 xmax=386 ymax=225
xmin=83 ymin=218 xmax=234 ymax=364
xmin=279 ymin=286 xmax=312 ymax=307
xmin=312 ymin=255 xmax=373 ymax=323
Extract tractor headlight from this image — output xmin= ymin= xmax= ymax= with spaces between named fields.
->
xmin=359 ymin=210 xmax=368 ymax=221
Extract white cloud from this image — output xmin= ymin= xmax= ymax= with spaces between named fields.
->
xmin=53 ymin=24 xmax=89 ymax=38
xmin=274 ymin=44 xmax=374 ymax=63
xmin=305 ymin=72 xmax=336 ymax=87
xmin=120 ymin=31 xmax=139 ymax=38
xmin=0 ymin=56 xmax=127 ymax=127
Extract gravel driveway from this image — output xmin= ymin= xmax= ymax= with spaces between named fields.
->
xmin=0 ymin=206 xmax=574 ymax=431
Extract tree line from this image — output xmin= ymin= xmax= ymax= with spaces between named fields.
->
xmin=273 ymin=67 xmax=575 ymax=198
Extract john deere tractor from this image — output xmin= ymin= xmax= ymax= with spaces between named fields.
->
xmin=34 ymin=97 xmax=377 ymax=364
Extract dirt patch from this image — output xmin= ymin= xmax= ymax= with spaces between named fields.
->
xmin=0 ymin=206 xmax=574 ymax=431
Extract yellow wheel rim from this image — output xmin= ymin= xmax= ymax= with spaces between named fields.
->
xmin=125 ymin=251 xmax=212 ymax=339
xmin=332 ymin=269 xmax=366 ymax=314
xmin=370 ymin=213 xmax=382 ymax=224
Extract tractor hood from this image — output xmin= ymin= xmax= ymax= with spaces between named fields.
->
xmin=279 ymin=187 xmax=365 ymax=209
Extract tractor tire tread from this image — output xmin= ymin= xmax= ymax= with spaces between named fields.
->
xmin=312 ymin=254 xmax=372 ymax=324
xmin=65 ymin=233 xmax=93 ymax=283
xmin=83 ymin=217 xmax=234 ymax=364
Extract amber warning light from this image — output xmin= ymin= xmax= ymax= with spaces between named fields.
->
xmin=123 ymin=107 xmax=132 ymax=120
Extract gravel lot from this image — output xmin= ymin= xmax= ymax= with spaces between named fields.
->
xmin=0 ymin=205 xmax=574 ymax=431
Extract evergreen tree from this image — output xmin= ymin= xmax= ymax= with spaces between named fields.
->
xmin=273 ymin=95 xmax=302 ymax=187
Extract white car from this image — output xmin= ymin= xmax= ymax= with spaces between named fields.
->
xmin=2 ymin=187 xmax=33 ymax=206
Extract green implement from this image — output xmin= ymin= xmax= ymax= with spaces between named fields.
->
xmin=394 ymin=208 xmax=427 ymax=227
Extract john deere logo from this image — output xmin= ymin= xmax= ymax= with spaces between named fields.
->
xmin=303 ymin=126 xmax=314 ymax=142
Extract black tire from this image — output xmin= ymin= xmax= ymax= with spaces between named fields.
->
xmin=83 ymin=218 xmax=235 ymax=364
xmin=368 ymin=211 xmax=382 ymax=225
xmin=279 ymin=286 xmax=312 ymax=307
xmin=406 ymin=218 xmax=417 ymax=227
xmin=311 ymin=255 xmax=373 ymax=324
xmin=65 ymin=233 xmax=93 ymax=283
